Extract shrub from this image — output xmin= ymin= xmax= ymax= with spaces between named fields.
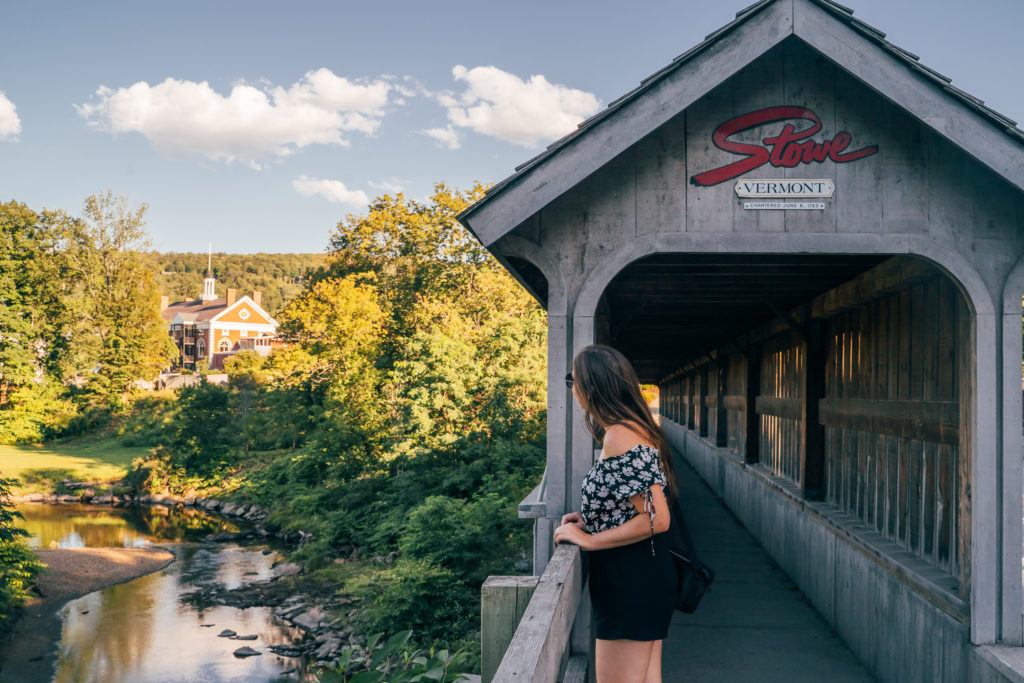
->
xmin=347 ymin=559 xmax=474 ymax=647
xmin=0 ymin=476 xmax=43 ymax=634
xmin=399 ymin=494 xmax=516 ymax=585
xmin=166 ymin=383 xmax=236 ymax=475
xmin=316 ymin=629 xmax=472 ymax=683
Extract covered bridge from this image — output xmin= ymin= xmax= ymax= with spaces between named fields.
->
xmin=460 ymin=1 xmax=1024 ymax=681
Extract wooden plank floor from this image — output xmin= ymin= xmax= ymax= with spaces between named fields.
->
xmin=662 ymin=459 xmax=875 ymax=682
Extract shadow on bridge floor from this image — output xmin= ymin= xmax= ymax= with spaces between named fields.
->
xmin=664 ymin=458 xmax=874 ymax=682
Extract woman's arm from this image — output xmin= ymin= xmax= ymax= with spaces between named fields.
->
xmin=553 ymin=484 xmax=671 ymax=551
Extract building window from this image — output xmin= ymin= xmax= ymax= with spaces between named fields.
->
xmin=221 ymin=328 xmax=229 ymax=336
xmin=239 ymin=309 xmax=250 ymax=320
xmin=197 ymin=339 xmax=205 ymax=358
xmin=218 ymin=338 xmax=231 ymax=353
xmin=240 ymin=330 xmax=248 ymax=337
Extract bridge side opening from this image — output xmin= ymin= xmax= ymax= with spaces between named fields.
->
xmin=601 ymin=252 xmax=972 ymax=605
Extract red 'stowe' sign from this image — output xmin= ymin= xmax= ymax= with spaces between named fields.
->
xmin=690 ymin=106 xmax=879 ymax=187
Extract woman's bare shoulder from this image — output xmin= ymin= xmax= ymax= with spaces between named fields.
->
xmin=600 ymin=423 xmax=654 ymax=459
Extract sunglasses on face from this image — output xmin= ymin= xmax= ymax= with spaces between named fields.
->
xmin=565 ymin=372 xmax=574 ymax=388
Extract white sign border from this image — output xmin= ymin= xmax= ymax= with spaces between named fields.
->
xmin=735 ymin=178 xmax=835 ymax=198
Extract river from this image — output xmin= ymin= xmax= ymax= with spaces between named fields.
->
xmin=16 ymin=502 xmax=315 ymax=683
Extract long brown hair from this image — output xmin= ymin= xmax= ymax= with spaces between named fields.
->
xmin=572 ymin=345 xmax=677 ymax=501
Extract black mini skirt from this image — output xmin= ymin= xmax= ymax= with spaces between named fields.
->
xmin=588 ymin=532 xmax=677 ymax=641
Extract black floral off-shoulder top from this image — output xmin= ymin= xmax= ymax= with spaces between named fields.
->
xmin=580 ymin=444 xmax=667 ymax=555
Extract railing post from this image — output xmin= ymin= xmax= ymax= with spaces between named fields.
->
xmin=490 ymin=544 xmax=584 ymax=683
xmin=481 ymin=576 xmax=540 ymax=683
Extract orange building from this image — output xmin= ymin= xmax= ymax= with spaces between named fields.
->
xmin=161 ymin=269 xmax=278 ymax=371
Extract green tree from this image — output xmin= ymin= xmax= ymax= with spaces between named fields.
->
xmin=0 ymin=475 xmax=43 ymax=634
xmin=322 ymin=184 xmax=489 ymax=347
xmin=168 ymin=382 xmax=236 ymax=475
xmin=0 ymin=202 xmax=77 ymax=441
xmin=58 ymin=192 xmax=176 ymax=407
xmin=274 ymin=276 xmax=388 ymax=477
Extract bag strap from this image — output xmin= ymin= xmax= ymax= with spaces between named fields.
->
xmin=671 ymin=496 xmax=702 ymax=564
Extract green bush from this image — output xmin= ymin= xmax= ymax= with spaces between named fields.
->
xmin=0 ymin=476 xmax=43 ymax=634
xmin=123 ymin=447 xmax=211 ymax=494
xmin=0 ymin=539 xmax=43 ymax=634
xmin=167 ymin=383 xmax=236 ymax=475
xmin=317 ymin=629 xmax=472 ymax=683
xmin=114 ymin=393 xmax=177 ymax=447
xmin=347 ymin=559 xmax=474 ymax=648
xmin=0 ymin=382 xmax=81 ymax=444
xmin=399 ymin=494 xmax=516 ymax=585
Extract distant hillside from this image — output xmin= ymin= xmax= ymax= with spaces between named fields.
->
xmin=148 ymin=252 xmax=326 ymax=315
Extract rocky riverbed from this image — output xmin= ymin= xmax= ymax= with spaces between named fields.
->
xmin=10 ymin=485 xmax=358 ymax=681
xmin=181 ymin=564 xmax=364 ymax=667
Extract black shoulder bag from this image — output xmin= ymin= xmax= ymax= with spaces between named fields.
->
xmin=667 ymin=496 xmax=715 ymax=613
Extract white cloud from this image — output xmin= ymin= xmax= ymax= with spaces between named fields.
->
xmin=435 ymin=65 xmax=601 ymax=148
xmin=76 ymin=69 xmax=398 ymax=166
xmin=422 ymin=125 xmax=461 ymax=150
xmin=0 ymin=92 xmax=21 ymax=141
xmin=368 ymin=178 xmax=406 ymax=194
xmin=292 ymin=175 xmax=368 ymax=207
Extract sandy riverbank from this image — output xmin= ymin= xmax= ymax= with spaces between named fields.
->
xmin=0 ymin=546 xmax=175 ymax=683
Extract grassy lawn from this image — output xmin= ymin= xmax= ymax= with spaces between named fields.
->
xmin=0 ymin=439 xmax=153 ymax=486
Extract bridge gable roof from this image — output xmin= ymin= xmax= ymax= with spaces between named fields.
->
xmin=458 ymin=0 xmax=1024 ymax=248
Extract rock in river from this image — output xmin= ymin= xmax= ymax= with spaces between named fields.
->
xmin=217 ymin=629 xmax=237 ymax=638
xmin=291 ymin=607 xmax=325 ymax=632
xmin=233 ymin=646 xmax=261 ymax=658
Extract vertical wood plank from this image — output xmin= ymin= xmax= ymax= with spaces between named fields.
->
xmin=699 ymin=364 xmax=710 ymax=438
xmin=936 ymin=277 xmax=956 ymax=571
xmin=887 ymin=291 xmax=901 ymax=539
xmin=897 ymin=288 xmax=912 ymax=547
xmin=745 ymin=344 xmax=761 ymax=464
xmin=922 ymin=279 xmax=939 ymax=559
xmin=803 ymin=321 xmax=825 ymax=498
xmin=716 ymin=362 xmax=728 ymax=447
xmin=875 ymin=297 xmax=889 ymax=531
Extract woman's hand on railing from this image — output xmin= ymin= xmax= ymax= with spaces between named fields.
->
xmin=554 ymin=519 xmax=593 ymax=549
xmin=560 ymin=512 xmax=586 ymax=530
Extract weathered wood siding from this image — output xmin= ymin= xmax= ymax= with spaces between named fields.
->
xmin=658 ymin=265 xmax=970 ymax=585
xmin=820 ymin=275 xmax=967 ymax=583
xmin=759 ymin=332 xmax=805 ymax=484
xmin=726 ymin=354 xmax=747 ymax=455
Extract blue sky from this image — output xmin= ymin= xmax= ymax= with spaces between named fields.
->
xmin=1 ymin=0 xmax=1022 ymax=254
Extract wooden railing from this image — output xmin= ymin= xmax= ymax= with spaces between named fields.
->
xmin=483 ymin=543 xmax=587 ymax=683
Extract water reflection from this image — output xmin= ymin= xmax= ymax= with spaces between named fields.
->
xmin=54 ymin=545 xmax=309 ymax=683
xmin=16 ymin=504 xmax=312 ymax=682
xmin=16 ymin=503 xmax=242 ymax=549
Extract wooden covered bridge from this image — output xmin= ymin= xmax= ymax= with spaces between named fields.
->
xmin=460 ymin=1 xmax=1024 ymax=681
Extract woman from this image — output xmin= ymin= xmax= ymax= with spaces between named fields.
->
xmin=553 ymin=344 xmax=678 ymax=683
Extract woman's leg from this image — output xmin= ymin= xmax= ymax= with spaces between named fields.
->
xmin=595 ymin=638 xmax=655 ymax=683
xmin=643 ymin=640 xmax=663 ymax=683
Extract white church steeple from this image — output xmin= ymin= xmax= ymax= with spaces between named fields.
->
xmin=201 ymin=243 xmax=217 ymax=302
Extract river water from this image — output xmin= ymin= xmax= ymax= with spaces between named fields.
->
xmin=17 ymin=503 xmax=314 ymax=683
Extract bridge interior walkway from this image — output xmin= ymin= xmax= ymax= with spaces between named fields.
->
xmin=663 ymin=454 xmax=874 ymax=682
